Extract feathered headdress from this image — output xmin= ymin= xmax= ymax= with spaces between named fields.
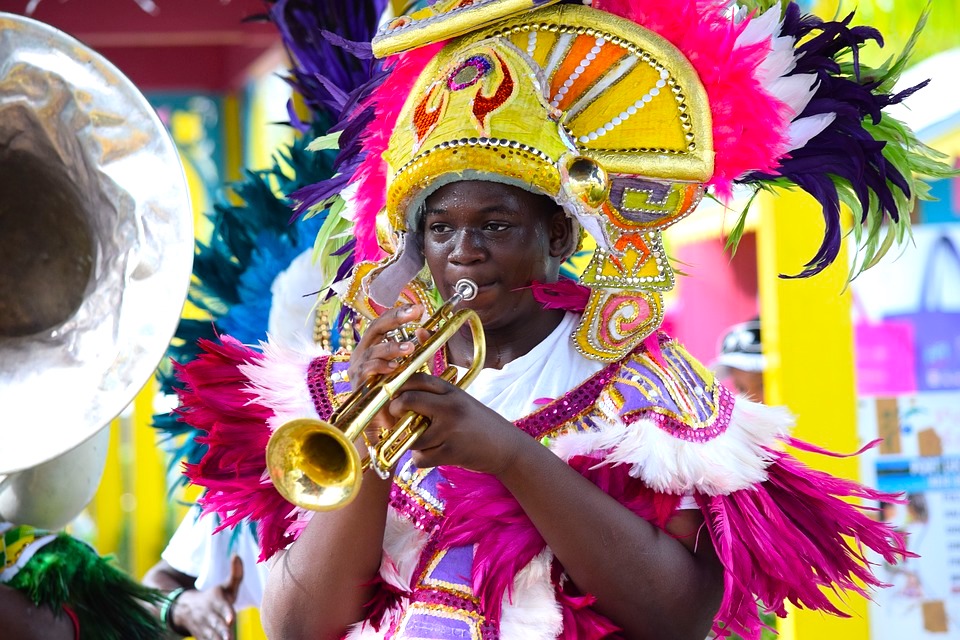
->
xmin=152 ymin=0 xmax=389 ymax=489
xmin=295 ymin=0 xmax=952 ymax=363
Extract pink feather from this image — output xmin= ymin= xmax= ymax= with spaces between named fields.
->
xmin=353 ymin=42 xmax=445 ymax=262
xmin=177 ymin=336 xmax=301 ymax=561
xmin=705 ymin=448 xmax=912 ymax=639
xmin=437 ymin=455 xmax=680 ymax=632
xmin=438 ymin=433 xmax=911 ymax=639
xmin=528 ymin=279 xmax=592 ymax=312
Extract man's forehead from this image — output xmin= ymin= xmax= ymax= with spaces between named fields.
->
xmin=424 ymin=181 xmax=543 ymax=211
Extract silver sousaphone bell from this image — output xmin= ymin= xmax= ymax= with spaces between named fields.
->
xmin=0 ymin=13 xmax=194 ymax=528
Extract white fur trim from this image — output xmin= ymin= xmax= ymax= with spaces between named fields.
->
xmin=239 ymin=338 xmax=330 ymax=431
xmin=500 ymin=550 xmax=564 ymax=640
xmin=548 ymin=397 xmax=794 ymax=496
xmin=380 ymin=508 xmax=429 ymax=592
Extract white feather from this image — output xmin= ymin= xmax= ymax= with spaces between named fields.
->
xmin=735 ymin=2 xmax=781 ymax=49
xmin=787 ymin=112 xmax=837 ymax=151
xmin=756 ymin=43 xmax=798 ymax=86
xmin=766 ymin=73 xmax=819 ymax=119
xmin=239 ymin=338 xmax=329 ymax=431
xmin=549 ymin=397 xmax=794 ymax=496
xmin=381 ymin=508 xmax=429 ymax=592
xmin=500 ymin=550 xmax=564 ymax=640
xmin=267 ymin=248 xmax=325 ymax=346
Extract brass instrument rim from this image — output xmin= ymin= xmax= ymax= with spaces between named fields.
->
xmin=0 ymin=13 xmax=194 ymax=474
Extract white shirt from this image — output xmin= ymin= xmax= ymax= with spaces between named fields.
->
xmin=161 ymin=507 xmax=268 ymax=610
xmin=454 ymin=312 xmax=604 ymax=420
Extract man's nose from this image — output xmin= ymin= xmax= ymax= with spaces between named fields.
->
xmin=448 ymin=229 xmax=485 ymax=264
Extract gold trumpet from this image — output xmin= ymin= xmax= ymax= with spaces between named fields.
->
xmin=266 ymin=279 xmax=486 ymax=511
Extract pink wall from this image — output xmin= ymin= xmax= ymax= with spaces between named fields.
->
xmin=666 ymin=232 xmax=759 ymax=366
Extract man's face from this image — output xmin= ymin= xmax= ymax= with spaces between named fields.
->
xmin=728 ymin=368 xmax=764 ymax=403
xmin=420 ymin=180 xmax=567 ymax=330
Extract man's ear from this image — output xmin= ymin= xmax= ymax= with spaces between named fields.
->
xmin=548 ymin=208 xmax=575 ymax=258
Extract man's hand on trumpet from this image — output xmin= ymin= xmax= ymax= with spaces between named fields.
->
xmin=386 ymin=372 xmax=524 ymax=477
xmin=345 ymin=302 xmax=431 ymax=448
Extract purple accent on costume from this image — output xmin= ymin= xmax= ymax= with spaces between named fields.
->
xmin=609 ymin=176 xmax=675 ymax=223
xmin=515 ymin=362 xmax=618 ymax=438
xmin=401 ymin=613 xmax=474 ymax=640
xmin=390 ymin=456 xmax=443 ymax=533
xmin=634 ymin=389 xmax=734 ymax=442
xmin=447 ymin=55 xmax=493 ymax=91
xmin=331 ymin=361 xmax=352 ymax=395
xmin=426 ymin=544 xmax=474 ymax=587
xmin=614 ymin=343 xmax=735 ymax=441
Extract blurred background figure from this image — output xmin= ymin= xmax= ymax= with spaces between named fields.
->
xmin=714 ymin=318 xmax=765 ymax=403
xmin=143 ymin=508 xmax=266 ymax=640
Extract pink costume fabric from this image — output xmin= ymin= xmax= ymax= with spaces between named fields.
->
xmin=179 ymin=322 xmax=908 ymax=639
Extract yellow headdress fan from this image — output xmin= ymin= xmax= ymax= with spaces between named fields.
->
xmin=308 ymin=0 xmax=947 ymax=363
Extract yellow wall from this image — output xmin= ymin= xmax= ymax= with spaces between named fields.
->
xmin=757 ymin=189 xmax=867 ymax=640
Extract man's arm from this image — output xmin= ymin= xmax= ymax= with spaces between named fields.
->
xmin=0 ymin=584 xmax=75 ymax=640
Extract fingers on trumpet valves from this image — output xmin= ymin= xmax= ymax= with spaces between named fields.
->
xmin=384 ymin=323 xmax=419 ymax=343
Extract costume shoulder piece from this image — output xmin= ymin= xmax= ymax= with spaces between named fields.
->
xmin=548 ymin=335 xmax=793 ymax=497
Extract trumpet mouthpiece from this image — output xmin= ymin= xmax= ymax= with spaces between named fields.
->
xmin=454 ymin=278 xmax=478 ymax=301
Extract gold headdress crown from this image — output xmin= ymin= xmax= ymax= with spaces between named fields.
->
xmin=376 ymin=3 xmax=712 ymax=361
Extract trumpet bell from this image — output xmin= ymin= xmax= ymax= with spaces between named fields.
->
xmin=0 ymin=13 xmax=194 ymax=476
xmin=266 ymin=418 xmax=364 ymax=511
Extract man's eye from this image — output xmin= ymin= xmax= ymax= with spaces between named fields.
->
xmin=429 ymin=224 xmax=451 ymax=233
xmin=485 ymin=223 xmax=510 ymax=231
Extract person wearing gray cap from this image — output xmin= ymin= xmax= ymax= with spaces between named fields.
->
xmin=714 ymin=319 xmax=765 ymax=403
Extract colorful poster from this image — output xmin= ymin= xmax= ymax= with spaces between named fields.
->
xmin=858 ymin=392 xmax=960 ymax=637
xmin=852 ymin=224 xmax=960 ymax=636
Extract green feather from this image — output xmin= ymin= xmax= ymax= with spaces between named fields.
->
xmin=8 ymin=532 xmax=165 ymax=640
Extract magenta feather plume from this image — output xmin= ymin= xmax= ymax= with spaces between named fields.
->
xmin=176 ymin=336 xmax=300 ymax=561
xmin=555 ymin=583 xmax=622 ymax=640
xmin=437 ymin=455 xmax=680 ymax=631
xmin=353 ymin=42 xmax=446 ymax=262
xmin=437 ymin=465 xmax=547 ymax=626
xmin=704 ymin=447 xmax=911 ymax=639
xmin=529 ymin=279 xmax=591 ymax=312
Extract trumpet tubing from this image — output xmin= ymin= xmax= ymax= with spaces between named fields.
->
xmin=266 ymin=279 xmax=486 ymax=511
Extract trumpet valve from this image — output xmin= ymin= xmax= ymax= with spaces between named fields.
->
xmin=384 ymin=323 xmax=419 ymax=343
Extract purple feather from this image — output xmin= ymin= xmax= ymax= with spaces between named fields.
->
xmin=740 ymin=3 xmax=918 ymax=277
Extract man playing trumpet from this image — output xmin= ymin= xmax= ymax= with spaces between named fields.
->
xmin=179 ymin=0 xmax=950 ymax=638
